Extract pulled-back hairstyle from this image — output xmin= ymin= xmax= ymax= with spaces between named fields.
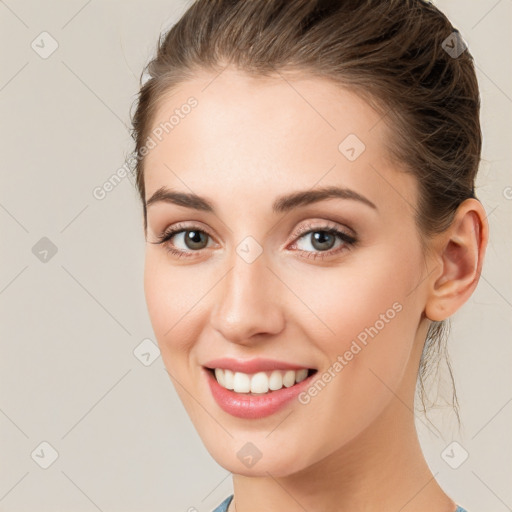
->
xmin=130 ymin=0 xmax=482 ymax=423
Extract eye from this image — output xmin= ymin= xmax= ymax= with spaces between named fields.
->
xmin=289 ymin=221 xmax=357 ymax=260
xmin=150 ymin=223 xmax=214 ymax=258
xmin=171 ymin=229 xmax=210 ymax=251
xmin=150 ymin=220 xmax=357 ymax=261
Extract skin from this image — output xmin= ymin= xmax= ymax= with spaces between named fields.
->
xmin=142 ymin=68 xmax=488 ymax=512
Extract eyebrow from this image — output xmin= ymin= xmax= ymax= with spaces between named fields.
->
xmin=145 ymin=185 xmax=377 ymax=214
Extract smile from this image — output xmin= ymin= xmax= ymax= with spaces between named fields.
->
xmin=203 ymin=358 xmax=318 ymax=419
xmin=209 ymin=368 xmax=314 ymax=394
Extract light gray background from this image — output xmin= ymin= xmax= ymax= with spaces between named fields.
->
xmin=0 ymin=1 xmax=511 ymax=511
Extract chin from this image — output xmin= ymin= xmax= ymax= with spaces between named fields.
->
xmin=197 ymin=429 xmax=319 ymax=478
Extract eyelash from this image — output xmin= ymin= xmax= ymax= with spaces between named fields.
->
xmin=151 ymin=221 xmax=357 ymax=261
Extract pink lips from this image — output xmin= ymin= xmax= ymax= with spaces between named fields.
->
xmin=203 ymin=358 xmax=316 ymax=419
xmin=203 ymin=357 xmax=311 ymax=373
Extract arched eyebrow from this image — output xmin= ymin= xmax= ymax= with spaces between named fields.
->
xmin=145 ymin=185 xmax=377 ymax=213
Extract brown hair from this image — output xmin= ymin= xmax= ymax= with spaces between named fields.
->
xmin=130 ymin=0 xmax=482 ymax=422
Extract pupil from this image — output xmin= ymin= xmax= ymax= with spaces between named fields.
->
xmin=186 ymin=230 xmax=207 ymax=249
xmin=312 ymin=231 xmax=334 ymax=251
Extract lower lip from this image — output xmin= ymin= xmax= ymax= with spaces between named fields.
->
xmin=204 ymin=368 xmax=316 ymax=419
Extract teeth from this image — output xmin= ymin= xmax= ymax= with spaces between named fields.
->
xmin=295 ymin=368 xmax=308 ymax=383
xmin=212 ymin=368 xmax=311 ymax=394
xmin=233 ymin=372 xmax=251 ymax=393
xmin=214 ymin=368 xmax=225 ymax=387
xmin=283 ymin=370 xmax=296 ymax=388
xmin=224 ymin=369 xmax=234 ymax=390
xmin=250 ymin=372 xmax=268 ymax=393
xmin=269 ymin=370 xmax=283 ymax=390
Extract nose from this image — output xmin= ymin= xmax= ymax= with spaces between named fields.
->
xmin=209 ymin=251 xmax=285 ymax=345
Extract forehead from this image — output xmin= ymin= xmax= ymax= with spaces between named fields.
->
xmin=143 ymin=68 xmax=417 ymax=217
xmin=146 ymin=68 xmax=385 ymax=162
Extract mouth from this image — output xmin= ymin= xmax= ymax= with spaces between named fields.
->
xmin=205 ymin=367 xmax=318 ymax=395
xmin=202 ymin=357 xmax=319 ymax=419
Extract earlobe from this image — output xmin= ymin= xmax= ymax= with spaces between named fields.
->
xmin=425 ymin=198 xmax=489 ymax=322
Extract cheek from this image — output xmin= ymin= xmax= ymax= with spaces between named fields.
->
xmin=291 ymin=241 xmax=421 ymax=343
xmin=293 ymin=242 xmax=423 ymax=398
xmin=279 ymin=253 xmax=423 ymax=456
xmin=143 ymin=252 xmax=201 ymax=366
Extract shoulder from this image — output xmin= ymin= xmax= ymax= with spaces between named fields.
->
xmin=211 ymin=494 xmax=234 ymax=512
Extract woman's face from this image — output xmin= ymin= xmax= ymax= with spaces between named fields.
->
xmin=143 ymin=69 xmax=432 ymax=476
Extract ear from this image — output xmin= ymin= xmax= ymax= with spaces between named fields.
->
xmin=424 ymin=198 xmax=489 ymax=322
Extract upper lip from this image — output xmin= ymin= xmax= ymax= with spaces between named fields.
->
xmin=203 ymin=357 xmax=314 ymax=374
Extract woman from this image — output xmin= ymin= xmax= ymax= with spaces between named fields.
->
xmin=130 ymin=1 xmax=488 ymax=510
